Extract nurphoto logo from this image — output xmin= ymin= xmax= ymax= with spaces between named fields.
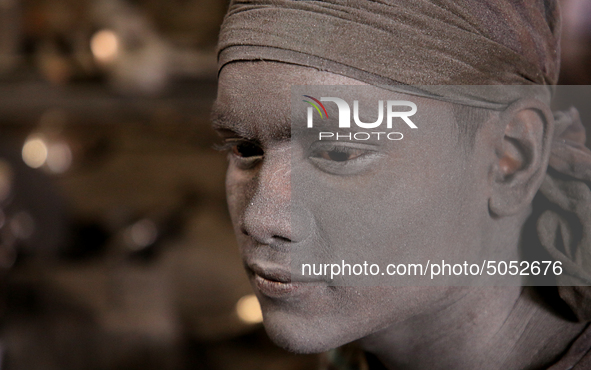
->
xmin=303 ymin=95 xmax=418 ymax=141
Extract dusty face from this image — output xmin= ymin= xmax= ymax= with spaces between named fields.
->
xmin=213 ymin=61 xmax=499 ymax=353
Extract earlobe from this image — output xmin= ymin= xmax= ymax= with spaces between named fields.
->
xmin=488 ymin=99 xmax=554 ymax=217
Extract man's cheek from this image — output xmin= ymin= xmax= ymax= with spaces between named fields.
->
xmin=225 ymin=174 xmax=248 ymax=230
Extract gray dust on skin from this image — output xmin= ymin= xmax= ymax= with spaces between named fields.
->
xmin=213 ymin=61 xmax=586 ymax=370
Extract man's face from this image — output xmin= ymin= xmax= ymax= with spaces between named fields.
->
xmin=213 ymin=61 xmax=498 ymax=353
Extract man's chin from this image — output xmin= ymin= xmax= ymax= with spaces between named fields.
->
xmin=260 ymin=310 xmax=360 ymax=354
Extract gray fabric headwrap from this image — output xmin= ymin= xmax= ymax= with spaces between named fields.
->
xmin=217 ymin=0 xmax=591 ymax=320
xmin=538 ymin=109 xmax=591 ymax=321
xmin=218 ymin=0 xmax=560 ymax=107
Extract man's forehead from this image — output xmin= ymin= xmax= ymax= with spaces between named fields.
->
xmin=213 ymin=67 xmax=292 ymax=141
xmin=213 ymin=62 xmax=463 ymax=142
xmin=213 ymin=62 xmax=368 ymax=141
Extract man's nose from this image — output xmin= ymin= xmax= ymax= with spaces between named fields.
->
xmin=241 ymin=149 xmax=308 ymax=247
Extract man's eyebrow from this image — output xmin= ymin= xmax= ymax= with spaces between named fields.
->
xmin=210 ymin=102 xmax=232 ymax=131
xmin=210 ymin=102 xmax=248 ymax=136
xmin=210 ymin=100 xmax=292 ymax=141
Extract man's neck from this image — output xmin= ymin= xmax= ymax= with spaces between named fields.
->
xmin=359 ymin=286 xmax=586 ymax=370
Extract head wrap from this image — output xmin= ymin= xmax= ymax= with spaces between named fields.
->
xmin=217 ymin=0 xmax=591 ymax=320
xmin=218 ymin=0 xmax=560 ymax=107
xmin=536 ymin=108 xmax=591 ymax=321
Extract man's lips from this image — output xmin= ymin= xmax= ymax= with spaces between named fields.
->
xmin=246 ymin=262 xmax=326 ymax=298
xmin=248 ymin=263 xmax=292 ymax=283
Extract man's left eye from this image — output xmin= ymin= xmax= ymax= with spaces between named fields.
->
xmin=314 ymin=147 xmax=365 ymax=162
xmin=307 ymin=143 xmax=382 ymax=175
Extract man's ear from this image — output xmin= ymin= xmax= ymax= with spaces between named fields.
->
xmin=488 ymin=99 xmax=554 ymax=217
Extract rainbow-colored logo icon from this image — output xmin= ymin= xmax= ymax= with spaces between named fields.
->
xmin=302 ymin=95 xmax=328 ymax=119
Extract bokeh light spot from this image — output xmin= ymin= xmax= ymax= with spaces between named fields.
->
xmin=91 ymin=29 xmax=120 ymax=64
xmin=236 ymin=294 xmax=263 ymax=324
xmin=22 ymin=137 xmax=48 ymax=169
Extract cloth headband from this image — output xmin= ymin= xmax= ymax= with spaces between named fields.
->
xmin=218 ymin=0 xmax=561 ymax=107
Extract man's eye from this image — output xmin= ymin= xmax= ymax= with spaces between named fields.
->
xmin=232 ymin=141 xmax=264 ymax=158
xmin=215 ymin=139 xmax=264 ymax=168
xmin=316 ymin=148 xmax=365 ymax=162
xmin=308 ymin=143 xmax=382 ymax=175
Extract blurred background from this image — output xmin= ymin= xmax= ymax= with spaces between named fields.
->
xmin=0 ymin=0 xmax=588 ymax=369
xmin=0 ymin=0 xmax=318 ymax=368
